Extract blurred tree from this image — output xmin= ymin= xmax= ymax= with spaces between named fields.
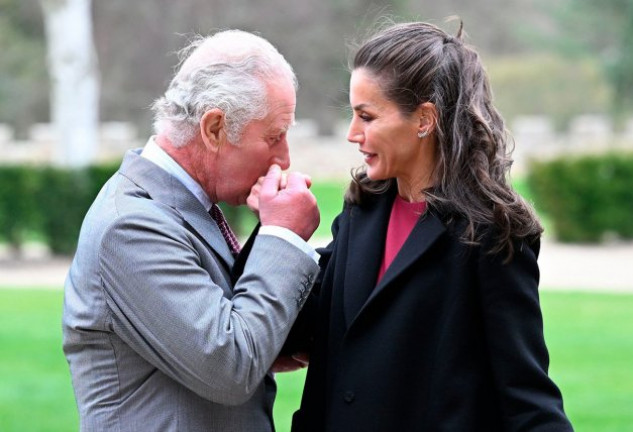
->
xmin=487 ymin=54 xmax=611 ymax=130
xmin=406 ymin=0 xmax=536 ymax=54
xmin=40 ymin=0 xmax=99 ymax=167
xmin=91 ymin=0 xmax=370 ymax=136
xmin=0 ymin=0 xmax=48 ymax=137
xmin=538 ymin=0 xmax=633 ymax=119
xmin=2 ymin=0 xmax=621 ymax=143
xmin=589 ymin=0 xmax=633 ymax=116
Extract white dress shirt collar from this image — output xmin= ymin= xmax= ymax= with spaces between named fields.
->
xmin=141 ymin=137 xmax=213 ymax=212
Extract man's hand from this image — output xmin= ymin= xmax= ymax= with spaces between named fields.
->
xmin=257 ymin=165 xmax=319 ymax=241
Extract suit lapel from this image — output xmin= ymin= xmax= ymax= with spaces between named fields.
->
xmin=231 ymin=223 xmax=260 ymax=284
xmin=118 ymin=150 xmax=235 ymax=270
xmin=179 ymin=204 xmax=235 ymax=269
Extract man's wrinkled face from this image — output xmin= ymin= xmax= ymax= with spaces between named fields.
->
xmin=214 ymin=79 xmax=296 ymax=206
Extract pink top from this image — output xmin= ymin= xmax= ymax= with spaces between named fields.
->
xmin=377 ymin=196 xmax=427 ymax=283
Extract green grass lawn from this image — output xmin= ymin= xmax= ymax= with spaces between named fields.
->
xmin=1 ymin=288 xmax=633 ymax=431
xmin=541 ymin=292 xmax=633 ymax=430
xmin=0 ymin=288 xmax=78 ymax=431
xmin=310 ymin=180 xmax=347 ymax=239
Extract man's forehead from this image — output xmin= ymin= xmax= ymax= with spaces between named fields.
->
xmin=266 ymin=101 xmax=295 ymax=125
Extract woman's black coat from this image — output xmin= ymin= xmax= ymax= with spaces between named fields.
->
xmin=291 ymin=186 xmax=573 ymax=431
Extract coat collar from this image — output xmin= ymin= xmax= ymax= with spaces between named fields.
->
xmin=118 ymin=149 xmax=235 ymax=269
xmin=343 ymin=185 xmax=446 ymax=329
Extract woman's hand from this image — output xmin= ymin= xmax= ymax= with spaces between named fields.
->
xmin=247 ymin=167 xmax=312 ymax=218
xmin=270 ymin=352 xmax=310 ymax=373
xmin=246 ymin=175 xmax=266 ymax=217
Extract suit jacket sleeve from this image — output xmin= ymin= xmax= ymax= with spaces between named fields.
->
xmin=477 ymin=238 xmax=573 ymax=431
xmin=98 ymin=210 xmax=319 ymax=406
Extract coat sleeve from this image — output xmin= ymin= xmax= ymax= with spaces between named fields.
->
xmin=98 ymin=210 xmax=319 ymax=405
xmin=477 ymin=238 xmax=574 ymax=431
xmin=280 ymin=208 xmax=344 ymax=355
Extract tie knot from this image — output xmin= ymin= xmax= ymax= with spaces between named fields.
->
xmin=209 ymin=203 xmax=223 ymax=221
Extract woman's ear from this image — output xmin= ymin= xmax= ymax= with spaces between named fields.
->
xmin=200 ymin=109 xmax=226 ymax=152
xmin=417 ymin=102 xmax=438 ymax=135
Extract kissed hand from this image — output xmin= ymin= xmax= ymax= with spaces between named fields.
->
xmin=255 ymin=165 xmax=319 ymax=241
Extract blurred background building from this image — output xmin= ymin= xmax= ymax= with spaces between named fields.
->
xmin=1 ymin=0 xmax=632 ymax=167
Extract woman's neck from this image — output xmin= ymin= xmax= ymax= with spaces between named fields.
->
xmin=396 ymin=177 xmax=430 ymax=203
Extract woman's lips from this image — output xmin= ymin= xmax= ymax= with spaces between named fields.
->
xmin=360 ymin=150 xmax=377 ymax=164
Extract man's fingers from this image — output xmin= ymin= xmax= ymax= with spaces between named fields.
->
xmin=260 ymin=164 xmax=282 ymax=198
xmin=285 ymin=171 xmax=309 ymax=190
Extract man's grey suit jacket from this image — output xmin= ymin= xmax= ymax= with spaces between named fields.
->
xmin=62 ymin=149 xmax=319 ymax=431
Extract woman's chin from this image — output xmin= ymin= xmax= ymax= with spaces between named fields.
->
xmin=365 ymin=168 xmax=387 ymax=181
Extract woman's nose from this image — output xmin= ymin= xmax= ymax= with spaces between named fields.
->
xmin=346 ymin=122 xmax=363 ymax=144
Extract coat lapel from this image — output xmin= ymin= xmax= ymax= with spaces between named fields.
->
xmin=118 ymin=150 xmax=235 ymax=270
xmin=368 ymin=211 xmax=446 ymax=300
xmin=342 ymin=189 xmax=395 ymax=327
xmin=345 ymin=199 xmax=447 ymax=331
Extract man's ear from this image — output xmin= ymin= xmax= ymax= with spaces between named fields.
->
xmin=200 ymin=109 xmax=225 ymax=152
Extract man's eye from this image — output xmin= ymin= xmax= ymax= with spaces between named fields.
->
xmin=269 ymin=132 xmax=286 ymax=145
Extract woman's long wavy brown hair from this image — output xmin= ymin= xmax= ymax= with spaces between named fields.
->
xmin=345 ymin=20 xmax=543 ymax=260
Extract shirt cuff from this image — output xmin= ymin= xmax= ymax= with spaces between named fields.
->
xmin=258 ymin=226 xmax=320 ymax=264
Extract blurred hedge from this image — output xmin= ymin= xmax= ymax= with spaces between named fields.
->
xmin=0 ymin=166 xmax=40 ymax=250
xmin=527 ymin=152 xmax=633 ymax=242
xmin=0 ymin=164 xmax=119 ymax=255
xmin=487 ymin=54 xmax=612 ymax=131
xmin=0 ymin=163 xmax=261 ymax=256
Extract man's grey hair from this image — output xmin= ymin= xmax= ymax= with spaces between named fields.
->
xmin=152 ymin=30 xmax=298 ymax=147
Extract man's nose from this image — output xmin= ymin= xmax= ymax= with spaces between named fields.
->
xmin=274 ymin=140 xmax=291 ymax=170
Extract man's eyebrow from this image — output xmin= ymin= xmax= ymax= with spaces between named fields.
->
xmin=271 ymin=120 xmax=296 ymax=134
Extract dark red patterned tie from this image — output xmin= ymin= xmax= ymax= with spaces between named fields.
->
xmin=210 ymin=204 xmax=241 ymax=257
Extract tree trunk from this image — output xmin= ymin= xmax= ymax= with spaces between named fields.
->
xmin=41 ymin=0 xmax=99 ymax=167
